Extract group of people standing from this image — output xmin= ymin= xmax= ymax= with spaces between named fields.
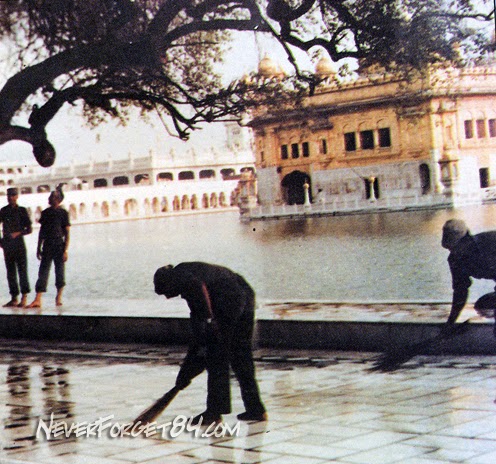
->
xmin=0 ymin=187 xmax=70 ymax=309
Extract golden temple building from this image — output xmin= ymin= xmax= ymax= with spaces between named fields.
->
xmin=243 ymin=57 xmax=496 ymax=219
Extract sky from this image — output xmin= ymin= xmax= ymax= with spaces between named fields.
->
xmin=0 ymin=31 xmax=310 ymax=168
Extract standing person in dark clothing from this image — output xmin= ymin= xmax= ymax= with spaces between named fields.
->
xmin=0 ymin=188 xmax=32 ymax=307
xmin=441 ymin=219 xmax=496 ymax=336
xmin=28 ymin=187 xmax=70 ymax=308
xmin=154 ymin=262 xmax=267 ymax=425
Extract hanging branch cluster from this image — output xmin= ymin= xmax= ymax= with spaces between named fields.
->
xmin=0 ymin=0 xmax=492 ymax=166
xmin=266 ymin=0 xmax=494 ymax=72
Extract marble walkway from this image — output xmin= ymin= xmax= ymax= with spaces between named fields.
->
xmin=0 ymin=340 xmax=496 ymax=464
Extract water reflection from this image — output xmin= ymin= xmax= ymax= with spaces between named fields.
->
xmin=40 ymin=366 xmax=73 ymax=421
xmin=7 ymin=204 xmax=496 ymax=303
xmin=2 ymin=363 xmax=74 ymax=452
xmin=4 ymin=364 xmax=33 ymax=451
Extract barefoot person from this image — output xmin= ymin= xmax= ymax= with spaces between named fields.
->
xmin=28 ymin=187 xmax=70 ymax=308
xmin=154 ymin=262 xmax=267 ymax=425
xmin=0 ymin=188 xmax=32 ymax=307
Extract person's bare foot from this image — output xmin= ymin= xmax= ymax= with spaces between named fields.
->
xmin=19 ymin=295 xmax=28 ymax=308
xmin=56 ymin=289 xmax=64 ymax=307
xmin=3 ymin=299 xmax=18 ymax=308
xmin=27 ymin=300 xmax=42 ymax=309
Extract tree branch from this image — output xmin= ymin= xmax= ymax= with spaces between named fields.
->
xmin=0 ymin=39 xmax=157 ymax=125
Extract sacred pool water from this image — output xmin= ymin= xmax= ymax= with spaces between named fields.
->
xmin=4 ymin=204 xmax=496 ymax=306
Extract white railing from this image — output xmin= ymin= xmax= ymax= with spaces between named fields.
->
xmin=246 ymin=192 xmax=482 ymax=219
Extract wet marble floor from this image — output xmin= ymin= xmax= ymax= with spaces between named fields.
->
xmin=0 ymin=297 xmax=489 ymax=324
xmin=0 ymin=341 xmax=496 ymax=463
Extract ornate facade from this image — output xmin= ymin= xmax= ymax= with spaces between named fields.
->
xmin=243 ymin=59 xmax=496 ymax=219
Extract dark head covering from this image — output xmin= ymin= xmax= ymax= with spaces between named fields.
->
xmin=442 ymin=219 xmax=470 ymax=250
xmin=6 ymin=187 xmax=18 ymax=196
xmin=154 ymin=265 xmax=180 ymax=296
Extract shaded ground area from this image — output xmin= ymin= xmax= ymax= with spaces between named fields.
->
xmin=0 ymin=341 xmax=496 ymax=463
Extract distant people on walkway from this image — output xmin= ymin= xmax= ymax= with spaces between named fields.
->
xmin=0 ymin=188 xmax=32 ymax=307
xmin=154 ymin=262 xmax=267 ymax=425
xmin=28 ymin=186 xmax=70 ymax=308
xmin=442 ymin=219 xmax=496 ymax=336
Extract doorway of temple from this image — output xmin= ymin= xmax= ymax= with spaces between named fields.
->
xmin=281 ymin=170 xmax=311 ymax=205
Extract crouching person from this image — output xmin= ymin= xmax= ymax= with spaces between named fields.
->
xmin=441 ymin=219 xmax=496 ymax=336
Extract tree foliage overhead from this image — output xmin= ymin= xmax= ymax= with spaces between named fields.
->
xmin=267 ymin=1 xmax=493 ymax=71
xmin=0 ymin=0 xmax=493 ymax=166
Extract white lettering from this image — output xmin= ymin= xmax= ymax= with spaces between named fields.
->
xmin=35 ymin=415 xmax=241 ymax=440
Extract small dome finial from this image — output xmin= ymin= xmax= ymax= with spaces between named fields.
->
xmin=258 ymin=55 xmax=284 ymax=78
xmin=315 ymin=56 xmax=336 ymax=77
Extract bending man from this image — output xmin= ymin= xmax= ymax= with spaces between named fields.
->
xmin=154 ymin=262 xmax=267 ymax=425
xmin=442 ymin=219 xmax=496 ymax=336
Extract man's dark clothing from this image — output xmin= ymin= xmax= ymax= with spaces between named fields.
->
xmin=155 ymin=262 xmax=266 ymax=416
xmin=38 ymin=207 xmax=70 ymax=241
xmin=34 ymin=207 xmax=70 ymax=292
xmin=0 ymin=205 xmax=31 ymax=296
xmin=448 ymin=231 xmax=496 ymax=312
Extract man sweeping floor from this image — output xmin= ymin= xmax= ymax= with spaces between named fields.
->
xmin=153 ymin=262 xmax=267 ymax=426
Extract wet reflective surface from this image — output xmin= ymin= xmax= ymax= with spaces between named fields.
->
xmin=0 ymin=342 xmax=496 ymax=463
xmin=2 ymin=363 xmax=72 ymax=453
xmin=6 ymin=204 xmax=496 ymax=305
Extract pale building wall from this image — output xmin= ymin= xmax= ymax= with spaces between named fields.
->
xmin=312 ymin=160 xmax=435 ymax=201
xmin=456 ymin=157 xmax=483 ymax=194
xmin=13 ymin=179 xmax=241 ymax=226
xmin=256 ymin=167 xmax=283 ymax=205
xmin=250 ymin=65 xmax=496 ymax=207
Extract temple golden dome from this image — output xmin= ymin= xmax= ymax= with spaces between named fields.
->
xmin=315 ymin=56 xmax=336 ymax=77
xmin=258 ymin=55 xmax=284 ymax=78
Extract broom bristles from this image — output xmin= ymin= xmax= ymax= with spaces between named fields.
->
xmin=133 ymin=386 xmax=180 ymax=425
xmin=368 ymin=320 xmax=471 ymax=372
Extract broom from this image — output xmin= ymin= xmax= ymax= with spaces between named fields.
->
xmin=368 ymin=319 xmax=471 ymax=372
xmin=132 ymin=385 xmax=182 ymax=425
xmin=132 ymin=347 xmax=208 ymax=425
